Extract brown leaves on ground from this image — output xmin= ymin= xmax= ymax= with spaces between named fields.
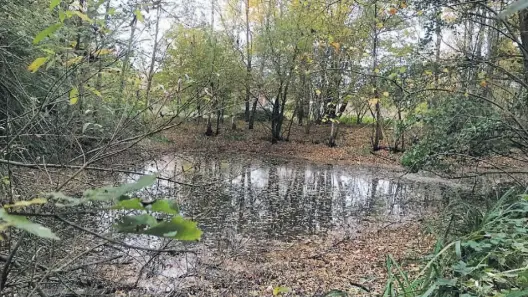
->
xmin=152 ymin=120 xmax=401 ymax=168
xmin=187 ymin=220 xmax=436 ymax=296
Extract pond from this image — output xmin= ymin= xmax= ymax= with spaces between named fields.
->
xmin=127 ymin=154 xmax=454 ymax=241
xmin=107 ymin=153 xmax=464 ymax=294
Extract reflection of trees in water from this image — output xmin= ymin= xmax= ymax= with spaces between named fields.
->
xmin=140 ymin=156 xmax=445 ymax=240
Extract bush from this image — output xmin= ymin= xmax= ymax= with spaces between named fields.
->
xmin=383 ymin=189 xmax=528 ymax=297
xmin=401 ymin=96 xmax=510 ymax=173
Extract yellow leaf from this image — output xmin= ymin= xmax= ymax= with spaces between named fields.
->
xmin=464 ymin=92 xmax=469 ymax=97
xmin=273 ymin=286 xmax=291 ymax=296
xmin=425 ymin=70 xmax=433 ymax=76
xmin=376 ymin=22 xmax=384 ymax=29
xmin=400 ymin=2 xmax=408 ymax=9
xmin=4 ymin=198 xmax=48 ymax=209
xmin=70 ymin=87 xmax=79 ymax=105
xmin=443 ymin=68 xmax=449 ymax=73
xmin=87 ymin=86 xmax=102 ymax=97
xmin=66 ymin=56 xmax=83 ymax=66
xmin=369 ymin=98 xmax=379 ymax=105
xmin=383 ymin=91 xmax=389 ymax=97
xmin=331 ymin=42 xmax=340 ymax=51
xmin=94 ymin=48 xmax=113 ymax=55
xmin=374 ymin=68 xmax=380 ymax=74
xmin=134 ymin=9 xmax=144 ymax=23
xmin=480 ymin=80 xmax=488 ymax=87
xmin=417 ymin=10 xmax=423 ymax=16
xmin=315 ymin=89 xmax=322 ymax=96
xmin=72 ymin=11 xmax=92 ymax=22
xmin=28 ymin=57 xmax=49 ymax=73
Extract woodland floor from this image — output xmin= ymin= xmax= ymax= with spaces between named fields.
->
xmin=178 ymin=220 xmax=437 ymax=296
xmin=149 ymin=119 xmax=402 ymax=167
xmin=147 ymin=119 xmax=523 ymax=172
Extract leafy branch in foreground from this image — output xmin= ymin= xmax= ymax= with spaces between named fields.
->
xmin=0 ymin=175 xmax=201 ymax=241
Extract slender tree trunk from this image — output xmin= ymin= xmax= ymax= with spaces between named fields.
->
xmin=371 ymin=1 xmax=382 ymax=151
xmin=519 ymin=9 xmax=528 ymax=86
xmin=432 ymin=6 xmax=442 ymax=107
xmin=231 ymin=114 xmax=236 ymax=130
xmin=205 ymin=114 xmax=213 ymax=136
xmin=145 ymin=4 xmax=162 ymax=110
xmin=244 ymin=0 xmax=252 ymax=122
xmin=216 ymin=108 xmax=221 ymax=135
xmin=96 ymin=0 xmax=111 ymax=92
xmin=120 ymin=13 xmax=137 ymax=95
xmin=248 ymin=96 xmax=258 ymax=129
xmin=271 ymin=87 xmax=281 ymax=143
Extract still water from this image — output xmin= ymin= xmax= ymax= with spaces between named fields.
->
xmin=125 ymin=153 xmax=454 ymax=241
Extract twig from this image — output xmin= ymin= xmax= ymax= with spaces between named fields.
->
xmin=58 ymin=255 xmax=122 ymax=273
xmin=0 ymin=159 xmax=206 ymax=187
xmin=0 ymin=233 xmax=25 ymax=290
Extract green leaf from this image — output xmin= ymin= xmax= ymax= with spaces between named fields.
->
xmin=69 ymin=87 xmax=79 ymax=105
xmin=506 ymin=290 xmax=528 ymax=297
xmin=0 ymin=209 xmax=59 ymax=240
xmin=71 ymin=10 xmax=92 ymax=22
xmin=46 ymin=192 xmax=78 ymax=204
xmin=50 ymin=0 xmax=61 ymax=10
xmin=113 ymin=198 xmax=145 ymax=210
xmin=27 ymin=57 xmax=49 ymax=73
xmin=436 ymin=278 xmax=457 ymax=287
xmin=455 ymin=240 xmax=461 ymax=258
xmin=324 ymin=289 xmax=348 ymax=296
xmin=272 ymin=286 xmax=291 ymax=296
xmin=33 ymin=23 xmax=62 ymax=44
xmin=499 ymin=0 xmax=528 ymax=18
xmin=421 ymin=284 xmax=437 ymax=297
xmin=115 ymin=214 xmax=158 ymax=233
xmin=134 ymin=9 xmax=144 ymax=23
xmin=83 ymin=174 xmax=157 ymax=202
xmin=144 ymin=216 xmax=201 ymax=241
xmin=59 ymin=10 xmax=66 ymax=22
xmin=151 ymin=200 xmax=179 ymax=215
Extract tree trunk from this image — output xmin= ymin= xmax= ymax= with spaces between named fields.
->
xmin=205 ymin=114 xmax=213 ymax=136
xmin=371 ymin=1 xmax=382 ymax=151
xmin=271 ymin=90 xmax=281 ymax=143
xmin=519 ymin=9 xmax=528 ymax=85
xmin=216 ymin=109 xmax=221 ymax=135
xmin=231 ymin=114 xmax=236 ymax=130
xmin=119 ymin=11 xmax=137 ymax=95
xmin=145 ymin=4 xmax=162 ymax=110
xmin=244 ymin=0 xmax=252 ymax=122
xmin=328 ymin=121 xmax=338 ymax=147
xmin=248 ymin=97 xmax=258 ymax=129
xmin=432 ymin=5 xmax=442 ymax=108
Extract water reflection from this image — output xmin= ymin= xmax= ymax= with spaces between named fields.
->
xmin=125 ymin=154 xmax=447 ymax=240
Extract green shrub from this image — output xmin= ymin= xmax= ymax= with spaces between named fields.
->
xmin=401 ymin=96 xmax=510 ymax=173
xmin=383 ymin=189 xmax=528 ymax=297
